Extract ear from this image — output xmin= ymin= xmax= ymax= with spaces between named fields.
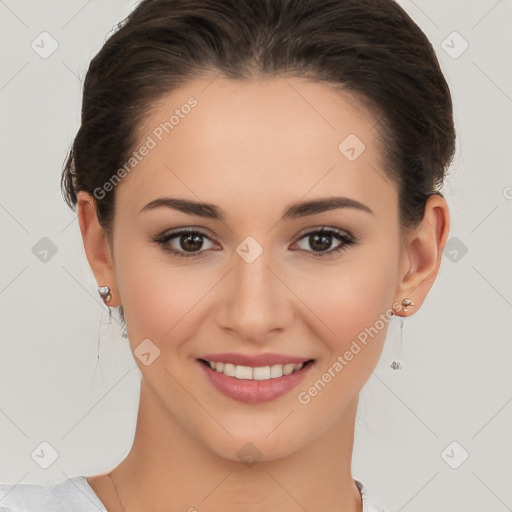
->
xmin=394 ymin=194 xmax=450 ymax=317
xmin=76 ymin=191 xmax=119 ymax=307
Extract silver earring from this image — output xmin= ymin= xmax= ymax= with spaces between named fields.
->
xmin=401 ymin=297 xmax=414 ymax=312
xmin=390 ymin=317 xmax=405 ymax=371
xmin=389 ymin=297 xmax=414 ymax=369
xmin=97 ymin=285 xmax=112 ymax=304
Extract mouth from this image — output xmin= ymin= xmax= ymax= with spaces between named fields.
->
xmin=198 ymin=358 xmax=315 ymax=379
xmin=196 ymin=358 xmax=316 ymax=404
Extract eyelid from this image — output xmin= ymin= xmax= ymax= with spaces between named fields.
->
xmin=294 ymin=225 xmax=353 ymax=239
xmin=291 ymin=226 xmax=356 ymax=257
xmin=152 ymin=225 xmax=357 ymax=259
xmin=164 ymin=228 xmax=217 ymax=244
xmin=154 ymin=225 xmax=354 ymax=244
xmin=155 ymin=226 xmax=218 ymax=243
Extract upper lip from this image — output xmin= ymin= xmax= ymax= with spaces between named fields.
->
xmin=199 ymin=352 xmax=313 ymax=367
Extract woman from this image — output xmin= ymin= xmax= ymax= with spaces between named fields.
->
xmin=0 ymin=0 xmax=455 ymax=510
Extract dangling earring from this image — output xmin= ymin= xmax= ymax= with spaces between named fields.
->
xmin=97 ymin=285 xmax=112 ymax=304
xmin=389 ymin=298 xmax=414 ymax=371
xmin=390 ymin=317 xmax=405 ymax=371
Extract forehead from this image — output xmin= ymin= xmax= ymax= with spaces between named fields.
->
xmin=115 ymin=76 xmax=395 ymax=218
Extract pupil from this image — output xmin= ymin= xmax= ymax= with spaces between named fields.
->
xmin=310 ymin=233 xmax=331 ymax=252
xmin=182 ymin=233 xmax=203 ymax=251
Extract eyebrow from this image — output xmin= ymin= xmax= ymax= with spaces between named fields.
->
xmin=138 ymin=195 xmax=373 ymax=221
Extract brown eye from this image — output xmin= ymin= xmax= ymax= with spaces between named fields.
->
xmin=152 ymin=229 xmax=217 ymax=258
xmin=308 ymin=232 xmax=333 ymax=252
xmin=294 ymin=228 xmax=355 ymax=258
xmin=179 ymin=232 xmax=204 ymax=252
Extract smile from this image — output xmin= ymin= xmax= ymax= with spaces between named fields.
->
xmin=197 ymin=358 xmax=315 ymax=404
xmin=201 ymin=359 xmax=308 ymax=380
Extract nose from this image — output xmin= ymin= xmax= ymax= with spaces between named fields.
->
xmin=216 ymin=245 xmax=294 ymax=344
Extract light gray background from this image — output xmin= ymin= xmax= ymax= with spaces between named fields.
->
xmin=1 ymin=1 xmax=511 ymax=511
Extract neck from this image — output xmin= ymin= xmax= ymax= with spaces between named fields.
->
xmin=102 ymin=378 xmax=362 ymax=512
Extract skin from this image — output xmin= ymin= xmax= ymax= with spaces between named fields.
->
xmin=78 ymin=76 xmax=449 ymax=512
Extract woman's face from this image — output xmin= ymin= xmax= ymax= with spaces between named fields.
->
xmin=100 ymin=77 xmax=411 ymax=461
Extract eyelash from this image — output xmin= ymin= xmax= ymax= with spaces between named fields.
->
xmin=151 ymin=227 xmax=356 ymax=259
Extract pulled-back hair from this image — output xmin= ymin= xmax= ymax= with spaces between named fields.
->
xmin=61 ymin=0 xmax=455 ymax=232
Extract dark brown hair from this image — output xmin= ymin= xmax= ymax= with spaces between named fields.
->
xmin=60 ymin=0 xmax=455 ymax=323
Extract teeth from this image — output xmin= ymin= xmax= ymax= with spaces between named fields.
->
xmin=235 ymin=365 xmax=253 ymax=379
xmin=207 ymin=360 xmax=305 ymax=380
xmin=253 ymin=366 xmax=270 ymax=380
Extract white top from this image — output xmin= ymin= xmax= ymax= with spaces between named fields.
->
xmin=0 ymin=476 xmax=389 ymax=511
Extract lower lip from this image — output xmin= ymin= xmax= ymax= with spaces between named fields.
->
xmin=197 ymin=360 xmax=314 ymax=404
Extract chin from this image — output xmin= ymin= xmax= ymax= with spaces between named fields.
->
xmin=199 ymin=424 xmax=310 ymax=466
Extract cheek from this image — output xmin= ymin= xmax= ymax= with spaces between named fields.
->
xmin=294 ymin=243 xmax=400 ymax=360
xmin=113 ymin=242 xmax=212 ymax=345
xmin=292 ymin=250 xmax=400 ymax=420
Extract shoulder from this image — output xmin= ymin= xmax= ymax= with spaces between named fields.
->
xmin=0 ymin=476 xmax=107 ymax=512
xmin=355 ymin=479 xmax=391 ymax=512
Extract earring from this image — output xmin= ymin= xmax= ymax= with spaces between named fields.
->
xmin=390 ymin=317 xmax=405 ymax=371
xmin=97 ymin=285 xmax=112 ymax=304
xmin=389 ymin=298 xmax=414 ymax=370
xmin=401 ymin=297 xmax=414 ymax=313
